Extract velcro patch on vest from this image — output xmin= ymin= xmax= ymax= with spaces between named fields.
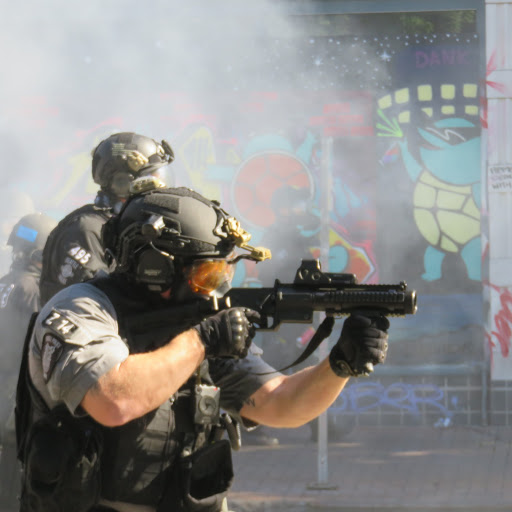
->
xmin=43 ymin=308 xmax=78 ymax=336
xmin=42 ymin=333 xmax=65 ymax=383
xmin=67 ymin=244 xmax=92 ymax=266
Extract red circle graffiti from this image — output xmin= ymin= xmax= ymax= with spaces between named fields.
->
xmin=232 ymin=151 xmax=313 ymax=228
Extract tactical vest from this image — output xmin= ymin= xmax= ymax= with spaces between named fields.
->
xmin=18 ymin=275 xmax=231 ymax=512
xmin=39 ymin=204 xmax=112 ymax=306
xmin=91 ymin=275 xmax=208 ymax=507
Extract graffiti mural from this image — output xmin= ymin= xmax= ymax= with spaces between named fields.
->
xmin=376 ymin=84 xmax=481 ymax=284
xmin=331 ymin=381 xmax=454 ymax=423
xmin=1 ymin=17 xmax=487 ymax=402
xmin=486 ymin=282 xmax=512 ymax=379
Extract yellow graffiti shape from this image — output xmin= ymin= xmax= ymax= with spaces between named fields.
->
xmin=463 ymin=83 xmax=478 ymax=98
xmin=395 ymin=88 xmax=409 ymax=104
xmin=414 ymin=208 xmax=441 ymax=246
xmin=437 ymin=210 xmax=480 ymax=245
xmin=437 ymin=189 xmax=466 ymax=210
xmin=413 ymin=182 xmax=436 ymax=209
xmin=463 ymin=197 xmax=480 ymax=219
xmin=417 ymin=85 xmax=433 ymax=102
xmin=177 ymin=126 xmax=219 ymax=197
xmin=226 ymin=147 xmax=242 ymax=166
xmin=441 ymin=84 xmax=456 ymax=100
xmin=440 ymin=235 xmax=458 ymax=252
xmin=441 ymin=105 xmax=455 ymax=115
xmin=52 ymin=152 xmax=95 ymax=206
xmin=413 ymin=170 xmax=480 ymax=253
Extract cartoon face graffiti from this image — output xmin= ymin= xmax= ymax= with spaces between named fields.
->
xmin=377 ymin=84 xmax=481 ymax=282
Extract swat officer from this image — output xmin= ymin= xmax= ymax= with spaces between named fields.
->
xmin=20 ymin=187 xmax=390 ymax=512
xmin=39 ymin=131 xmax=174 ymax=306
xmin=0 ymin=188 xmax=36 ymax=276
xmin=0 ymin=212 xmax=57 ymax=510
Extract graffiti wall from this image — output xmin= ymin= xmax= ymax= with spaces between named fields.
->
xmin=486 ymin=0 xmax=512 ymax=383
xmin=0 ymin=5 xmax=489 ymax=421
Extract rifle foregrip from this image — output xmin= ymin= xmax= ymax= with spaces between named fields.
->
xmin=327 ymin=289 xmax=417 ymax=316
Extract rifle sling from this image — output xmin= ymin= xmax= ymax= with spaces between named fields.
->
xmin=254 ymin=315 xmax=335 ymax=375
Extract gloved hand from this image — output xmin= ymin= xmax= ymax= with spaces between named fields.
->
xmin=194 ymin=308 xmax=260 ymax=359
xmin=329 ymin=313 xmax=389 ymax=377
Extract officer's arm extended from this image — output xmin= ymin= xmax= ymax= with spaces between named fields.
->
xmin=239 ymin=360 xmax=348 ymax=428
xmin=240 ymin=314 xmax=389 ymax=428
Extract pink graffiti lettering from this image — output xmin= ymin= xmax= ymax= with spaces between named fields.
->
xmin=491 ymin=289 xmax=512 ymax=358
xmin=415 ymin=50 xmax=469 ymax=68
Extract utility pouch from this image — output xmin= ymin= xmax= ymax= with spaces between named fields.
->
xmin=158 ymin=439 xmax=234 ymax=512
xmin=20 ymin=408 xmax=103 ymax=512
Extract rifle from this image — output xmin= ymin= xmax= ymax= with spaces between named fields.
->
xmin=225 ymin=259 xmax=417 ymax=329
xmin=226 ymin=258 xmax=417 ymax=374
xmin=130 ymin=258 xmax=417 ymax=333
xmin=127 ymin=258 xmax=416 ymax=372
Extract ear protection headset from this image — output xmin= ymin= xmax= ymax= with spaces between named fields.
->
xmin=30 ymin=248 xmax=44 ymax=266
xmin=134 ymin=243 xmax=177 ymax=289
xmin=122 ymin=213 xmax=179 ymax=290
xmin=109 ymin=171 xmax=136 ymax=199
xmin=102 ymin=187 xmax=272 ymax=293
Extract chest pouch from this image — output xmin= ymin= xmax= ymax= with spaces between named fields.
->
xmin=158 ymin=438 xmax=233 ymax=512
xmin=20 ymin=407 xmax=103 ymax=512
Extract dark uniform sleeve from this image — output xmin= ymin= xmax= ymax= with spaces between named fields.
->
xmin=208 ymin=345 xmax=281 ymax=425
xmin=0 ymin=273 xmax=40 ymax=384
xmin=40 ymin=211 xmax=110 ymax=305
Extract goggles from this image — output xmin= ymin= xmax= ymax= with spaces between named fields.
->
xmin=184 ymin=258 xmax=236 ymax=296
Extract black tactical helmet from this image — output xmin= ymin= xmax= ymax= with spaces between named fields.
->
xmin=8 ymin=212 xmax=57 ymax=263
xmin=102 ymin=187 xmax=270 ymax=290
xmin=92 ymin=132 xmax=174 ymax=198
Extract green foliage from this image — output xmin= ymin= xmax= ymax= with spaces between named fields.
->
xmin=399 ymin=14 xmax=435 ymax=34
xmin=398 ymin=11 xmax=476 ymax=35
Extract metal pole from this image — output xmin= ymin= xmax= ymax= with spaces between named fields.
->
xmin=308 ymin=136 xmax=338 ymax=490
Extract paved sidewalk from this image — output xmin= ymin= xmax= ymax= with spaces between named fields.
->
xmin=228 ymin=425 xmax=512 ymax=511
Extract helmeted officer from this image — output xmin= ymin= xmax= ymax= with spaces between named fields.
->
xmin=0 ymin=188 xmax=36 ymax=276
xmin=39 ymin=132 xmax=174 ymax=306
xmin=0 ymin=212 xmax=57 ymax=510
xmin=19 ymin=187 xmax=390 ymax=512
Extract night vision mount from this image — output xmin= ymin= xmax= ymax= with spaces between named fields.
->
xmin=217 ymin=215 xmax=271 ymax=263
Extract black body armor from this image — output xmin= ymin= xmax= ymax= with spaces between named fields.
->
xmin=18 ymin=274 xmax=231 ymax=512
xmin=39 ymin=204 xmax=112 ymax=306
xmin=0 ymin=264 xmax=41 ymax=508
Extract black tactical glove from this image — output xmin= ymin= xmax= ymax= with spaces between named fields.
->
xmin=329 ymin=313 xmax=390 ymax=377
xmin=194 ymin=308 xmax=260 ymax=359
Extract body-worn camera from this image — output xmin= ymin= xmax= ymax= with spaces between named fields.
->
xmin=194 ymin=384 xmax=221 ymax=426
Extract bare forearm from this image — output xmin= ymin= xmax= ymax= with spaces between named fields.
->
xmin=82 ymin=329 xmax=205 ymax=426
xmin=241 ymin=358 xmax=349 ymax=428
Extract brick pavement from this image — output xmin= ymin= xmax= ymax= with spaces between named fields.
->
xmin=228 ymin=425 xmax=512 ymax=511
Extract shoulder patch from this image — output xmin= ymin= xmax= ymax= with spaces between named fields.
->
xmin=43 ymin=308 xmax=78 ymax=336
xmin=68 ymin=244 xmax=92 ymax=265
xmin=42 ymin=333 xmax=65 ymax=382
